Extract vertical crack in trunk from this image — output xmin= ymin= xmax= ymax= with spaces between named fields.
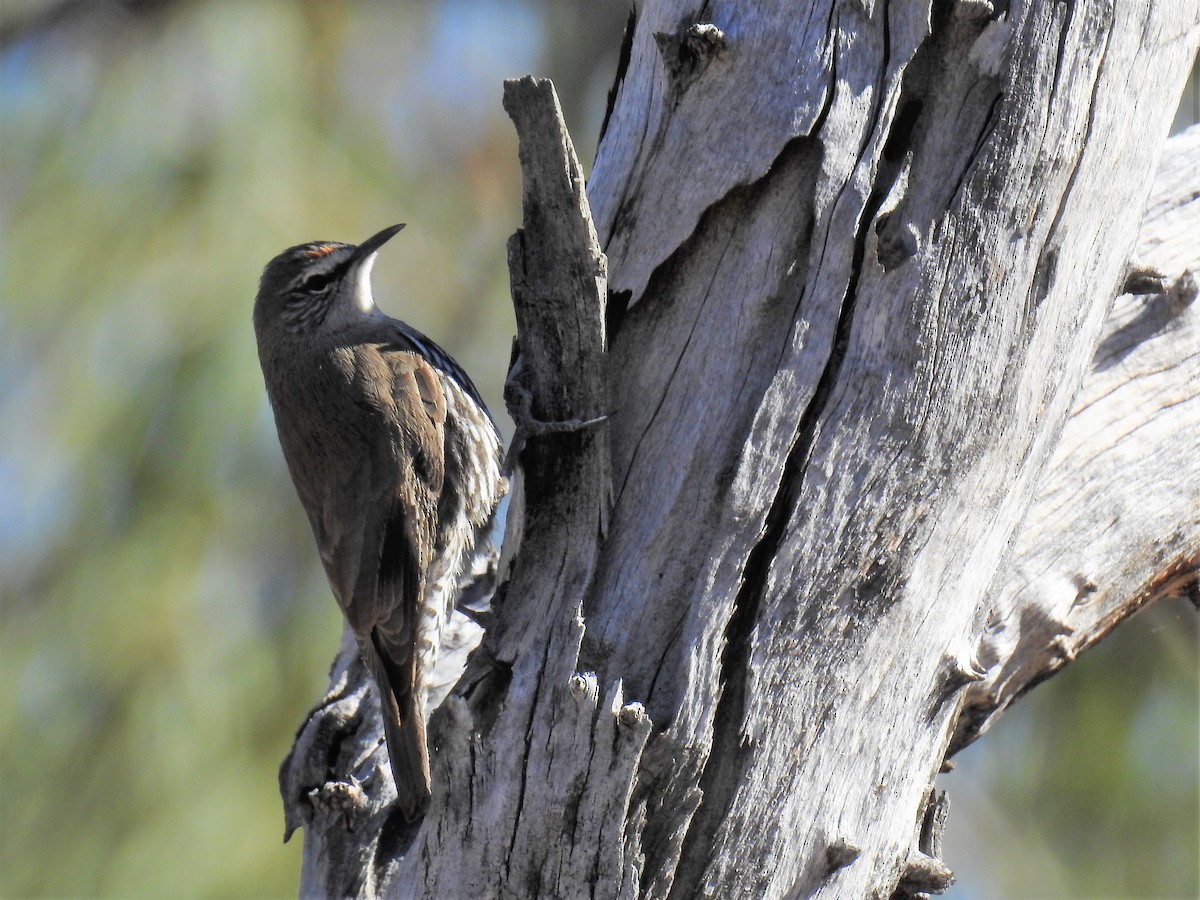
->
xmin=665 ymin=141 xmax=896 ymax=899
xmin=668 ymin=10 xmax=940 ymax=890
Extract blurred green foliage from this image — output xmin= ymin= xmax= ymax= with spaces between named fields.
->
xmin=945 ymin=599 xmax=1199 ymax=899
xmin=0 ymin=2 xmax=1194 ymax=897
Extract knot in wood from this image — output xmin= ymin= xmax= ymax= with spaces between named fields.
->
xmin=654 ymin=22 xmax=727 ymax=89
xmin=824 ymin=838 xmax=861 ymax=874
xmin=895 ymin=850 xmax=955 ymax=896
xmin=618 ymin=701 xmax=647 ymax=728
xmin=568 ymin=672 xmax=597 ymax=700
xmin=307 ymin=777 xmax=368 ymax=816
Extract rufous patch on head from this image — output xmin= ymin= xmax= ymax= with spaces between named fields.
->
xmin=305 ymin=244 xmax=338 ymax=259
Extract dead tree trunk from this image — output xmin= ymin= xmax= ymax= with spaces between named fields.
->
xmin=280 ymin=2 xmax=1199 ymax=897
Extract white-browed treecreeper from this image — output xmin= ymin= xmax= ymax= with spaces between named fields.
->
xmin=253 ymin=224 xmax=505 ymax=821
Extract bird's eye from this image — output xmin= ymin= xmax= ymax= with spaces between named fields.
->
xmin=300 ymin=272 xmax=332 ymax=292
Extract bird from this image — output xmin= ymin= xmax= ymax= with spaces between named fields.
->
xmin=253 ymin=224 xmax=505 ymax=821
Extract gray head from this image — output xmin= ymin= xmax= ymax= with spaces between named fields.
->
xmin=253 ymin=224 xmax=406 ymax=335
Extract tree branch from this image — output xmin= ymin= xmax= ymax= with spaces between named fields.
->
xmin=414 ymin=75 xmax=635 ymax=896
xmin=957 ymin=124 xmax=1200 ymax=751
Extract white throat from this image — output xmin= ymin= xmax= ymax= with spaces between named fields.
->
xmin=353 ymin=254 xmax=380 ymax=314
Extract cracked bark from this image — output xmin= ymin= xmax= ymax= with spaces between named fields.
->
xmin=280 ymin=3 xmax=1198 ymax=897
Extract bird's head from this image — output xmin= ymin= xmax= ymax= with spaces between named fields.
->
xmin=253 ymin=223 xmax=406 ymax=336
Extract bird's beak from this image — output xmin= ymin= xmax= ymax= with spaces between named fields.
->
xmin=348 ymin=224 xmax=405 ymax=313
xmin=351 ymin=223 xmax=406 ymax=265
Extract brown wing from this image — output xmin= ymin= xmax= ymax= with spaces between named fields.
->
xmin=365 ymin=348 xmax=445 ymax=643
xmin=272 ymin=337 xmax=446 ymax=819
xmin=357 ymin=346 xmax=446 ymax=820
xmin=282 ymin=345 xmax=441 ymax=628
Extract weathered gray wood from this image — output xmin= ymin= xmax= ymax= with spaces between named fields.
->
xmin=957 ymin=124 xmax=1200 ymax=751
xmin=280 ymin=626 xmax=392 ymax=899
xmin=582 ymin=2 xmax=1198 ymax=897
xmin=281 ymin=4 xmax=1199 ymax=897
xmin=589 ymin=3 xmax=851 ymax=301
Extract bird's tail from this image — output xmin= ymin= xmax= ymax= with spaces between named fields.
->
xmin=364 ymin=632 xmax=431 ymax=822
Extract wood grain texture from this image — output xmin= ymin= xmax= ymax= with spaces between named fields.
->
xmin=959 ymin=124 xmax=1200 ymax=751
xmin=402 ymin=77 xmax=636 ymax=898
xmin=582 ymin=1 xmax=1198 ymax=897
xmin=590 ymin=0 xmax=854 ymax=301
